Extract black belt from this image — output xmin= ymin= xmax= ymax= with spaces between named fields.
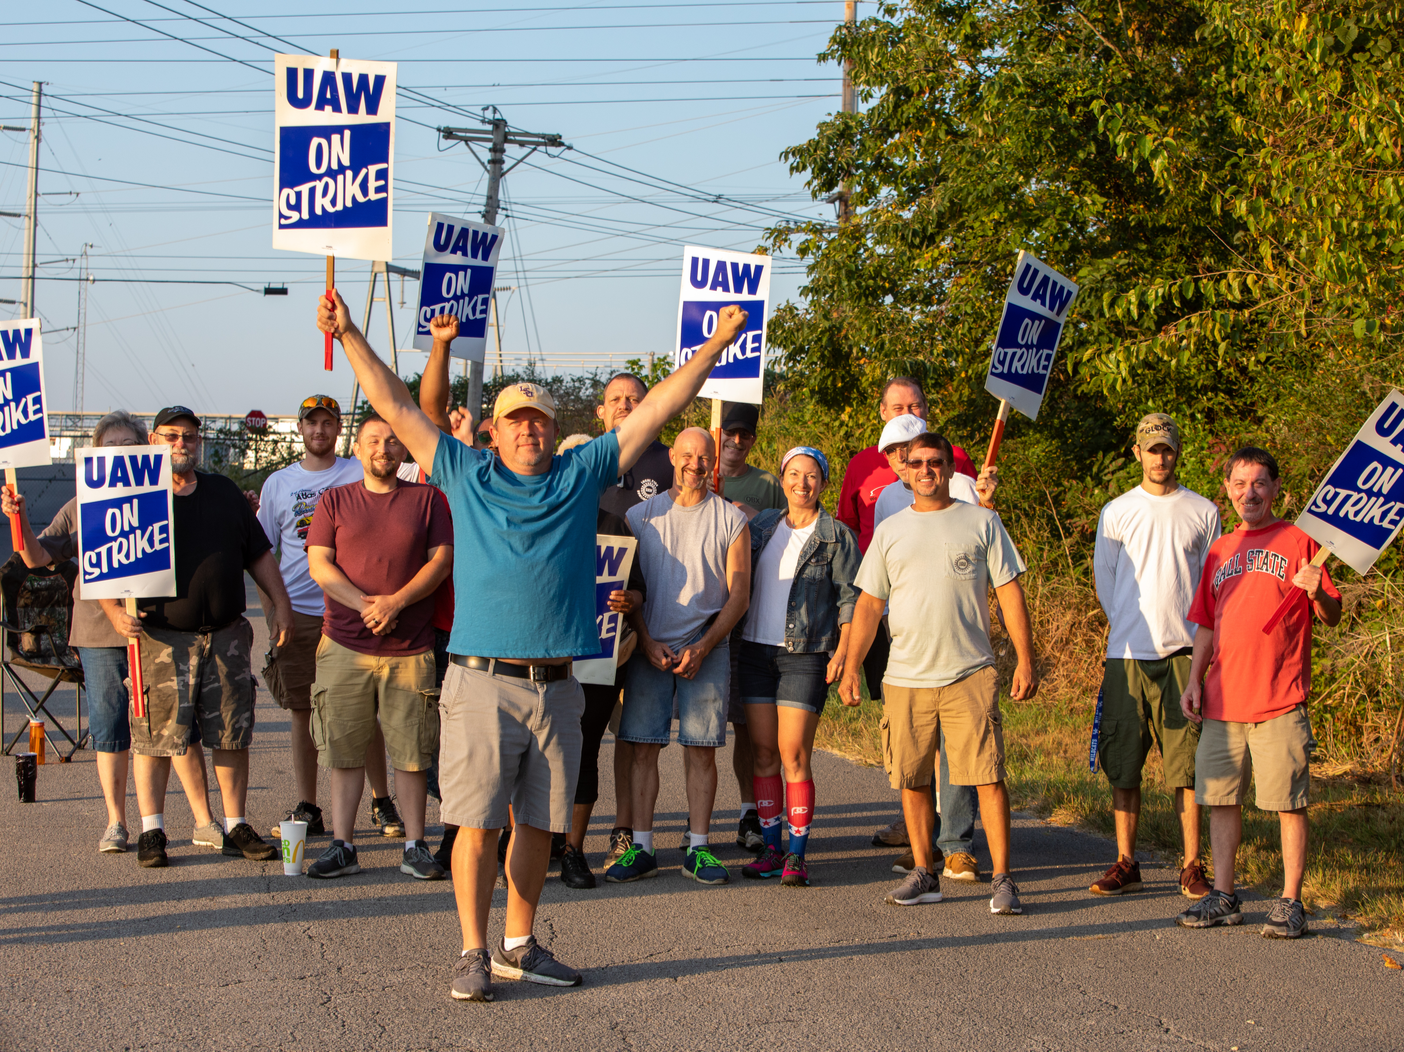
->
xmin=451 ymin=654 xmax=572 ymax=683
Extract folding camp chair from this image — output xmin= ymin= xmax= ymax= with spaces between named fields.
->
xmin=0 ymin=552 xmax=87 ymax=761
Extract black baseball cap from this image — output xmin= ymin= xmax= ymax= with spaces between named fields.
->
xmin=720 ymin=401 xmax=759 ymax=436
xmin=153 ymin=405 xmax=201 ymax=429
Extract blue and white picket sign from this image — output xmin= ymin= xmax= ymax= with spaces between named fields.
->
xmin=410 ymin=212 xmax=504 ymax=361
xmin=675 ymin=245 xmax=771 ymax=405
xmin=75 ymin=445 xmax=176 ymax=601
xmin=575 ymin=534 xmax=637 ymax=686
xmin=983 ymin=250 xmax=1080 ymax=421
xmin=272 ymin=53 xmax=397 ymax=261
xmin=1296 ymin=389 xmax=1404 ymax=575
xmin=0 ymin=319 xmax=51 ymax=470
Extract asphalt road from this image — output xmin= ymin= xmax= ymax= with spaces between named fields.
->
xmin=2 ymin=607 xmax=1400 ymax=1052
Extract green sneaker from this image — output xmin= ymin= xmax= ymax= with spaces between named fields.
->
xmin=604 ymin=844 xmax=659 ymax=883
xmin=683 ymin=845 xmax=729 ymax=885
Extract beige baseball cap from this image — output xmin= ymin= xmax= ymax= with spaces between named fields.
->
xmin=1135 ymin=413 xmax=1181 ymax=452
xmin=493 ymin=382 xmax=557 ymax=422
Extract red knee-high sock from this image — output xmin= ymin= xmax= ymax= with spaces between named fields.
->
xmin=787 ymin=779 xmax=815 ymax=857
xmin=753 ymin=774 xmax=784 ymax=850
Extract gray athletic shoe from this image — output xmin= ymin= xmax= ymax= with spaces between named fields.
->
xmin=885 ymin=866 xmax=942 ymax=906
xmin=1175 ymin=888 xmax=1244 ymax=928
xmin=450 ymin=948 xmax=495 ymax=1002
xmin=98 ymin=822 xmax=128 ymax=853
xmin=192 ymin=820 xmax=224 ymax=849
xmin=1262 ymin=897 xmax=1308 ymax=939
xmin=491 ymin=936 xmax=583 ymax=987
xmin=401 ymin=840 xmax=447 ymax=881
xmin=989 ymin=872 xmax=1023 ymax=914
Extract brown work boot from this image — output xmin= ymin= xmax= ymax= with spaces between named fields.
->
xmin=1179 ymin=860 xmax=1212 ymax=899
xmin=891 ymin=846 xmax=942 ymax=875
xmin=872 ymin=819 xmax=910 ymax=848
xmin=1090 ymin=856 xmax=1143 ymax=896
xmin=942 ymin=851 xmax=980 ymax=882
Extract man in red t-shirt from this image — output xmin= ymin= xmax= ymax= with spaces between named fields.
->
xmin=303 ymin=413 xmax=455 ymax=882
xmin=1177 ymin=446 xmax=1340 ymax=939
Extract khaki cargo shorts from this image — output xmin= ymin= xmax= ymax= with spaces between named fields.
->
xmin=310 ymin=636 xmax=438 ymax=772
xmin=130 ymin=618 xmax=257 ymax=757
xmin=1098 ymin=652 xmax=1199 ymax=790
xmin=260 ymin=610 xmax=324 ymax=711
xmin=881 ymin=665 xmax=1005 ymax=789
xmin=1195 ymin=706 xmax=1312 ymax=812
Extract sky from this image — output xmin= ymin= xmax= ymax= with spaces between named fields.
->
xmin=0 ymin=0 xmax=852 ymax=417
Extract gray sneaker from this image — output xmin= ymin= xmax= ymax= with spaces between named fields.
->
xmin=1175 ymin=888 xmax=1244 ymax=928
xmin=192 ymin=820 xmax=225 ymax=849
xmin=98 ymin=822 xmax=129 ymax=854
xmin=990 ymin=872 xmax=1023 ymax=914
xmin=450 ymin=948 xmax=495 ymax=1002
xmin=1261 ymin=897 xmax=1308 ymax=939
xmin=401 ymin=840 xmax=447 ymax=881
xmin=885 ymin=866 xmax=942 ymax=906
xmin=491 ymin=936 xmax=583 ymax=987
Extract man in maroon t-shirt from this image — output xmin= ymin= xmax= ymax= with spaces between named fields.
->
xmin=303 ymin=413 xmax=455 ymax=881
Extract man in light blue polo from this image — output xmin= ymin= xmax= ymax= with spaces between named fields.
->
xmin=318 ymin=291 xmax=750 ymax=1004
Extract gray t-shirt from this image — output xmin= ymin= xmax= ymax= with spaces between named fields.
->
xmin=627 ymin=490 xmax=748 ymax=651
xmin=855 ymin=500 xmax=1027 ymax=688
xmin=37 ymin=497 xmax=127 ymax=649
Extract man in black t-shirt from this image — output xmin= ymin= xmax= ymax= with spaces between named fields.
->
xmin=103 ymin=406 xmax=296 ymax=868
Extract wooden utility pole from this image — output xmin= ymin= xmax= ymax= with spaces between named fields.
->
xmin=20 ymin=82 xmax=41 ymax=319
xmin=838 ymin=1 xmax=856 ymax=224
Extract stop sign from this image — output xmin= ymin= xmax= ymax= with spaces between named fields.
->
xmin=245 ymin=410 xmax=268 ymax=431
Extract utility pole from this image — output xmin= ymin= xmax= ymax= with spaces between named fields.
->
xmin=838 ymin=1 xmax=856 ymax=224
xmin=75 ymin=243 xmax=92 ymax=412
xmin=341 ymin=259 xmax=420 ymax=455
xmin=21 ymin=82 xmax=41 ymax=319
xmin=440 ymin=116 xmax=564 ymax=424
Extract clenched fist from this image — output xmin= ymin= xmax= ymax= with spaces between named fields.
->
xmin=429 ymin=312 xmax=459 ymax=345
xmin=712 ymin=304 xmax=749 ymax=346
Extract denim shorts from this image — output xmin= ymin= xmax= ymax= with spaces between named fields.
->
xmin=77 ymin=646 xmax=131 ymax=754
xmin=619 ymin=643 xmax=729 ymax=747
xmin=737 ymin=640 xmax=830 ymax=716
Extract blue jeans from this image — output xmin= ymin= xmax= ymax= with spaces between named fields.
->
xmin=619 ymin=644 xmax=729 ymax=747
xmin=933 ymin=734 xmax=978 ymax=856
xmin=77 ymin=646 xmax=131 ymax=754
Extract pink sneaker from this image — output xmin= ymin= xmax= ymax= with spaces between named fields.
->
xmin=742 ymin=844 xmax=785 ymax=879
xmin=781 ymin=852 xmax=810 ymax=887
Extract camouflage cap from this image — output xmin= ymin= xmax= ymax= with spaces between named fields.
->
xmin=1135 ymin=413 xmax=1181 ymax=452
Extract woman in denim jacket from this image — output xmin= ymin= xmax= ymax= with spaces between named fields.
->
xmin=736 ymin=446 xmax=860 ymax=887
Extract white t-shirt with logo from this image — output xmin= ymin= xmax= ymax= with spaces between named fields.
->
xmin=257 ymin=458 xmax=365 ymax=616
xmin=744 ymin=518 xmax=817 ymax=646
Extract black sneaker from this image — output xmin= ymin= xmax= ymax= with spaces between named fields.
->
xmin=222 ymin=822 xmax=279 ymax=861
xmin=559 ymin=844 xmax=596 ymax=889
xmin=1262 ymin=897 xmax=1308 ymax=939
xmin=370 ymin=796 xmax=405 ymax=838
xmin=737 ymin=812 xmax=765 ymax=854
xmin=491 ymin=936 xmax=582 ymax=987
xmin=497 ymin=825 xmax=512 ymax=866
xmin=450 ymin=948 xmax=494 ymax=1002
xmin=550 ymin=831 xmax=567 ymax=861
xmin=402 ymin=840 xmax=447 ymax=880
xmin=269 ymin=801 xmax=325 ymax=839
xmin=434 ymin=825 xmax=458 ymax=873
xmin=307 ymin=840 xmax=361 ymax=879
xmin=137 ymin=828 xmax=169 ymax=868
xmin=1175 ymin=888 xmax=1244 ymax=928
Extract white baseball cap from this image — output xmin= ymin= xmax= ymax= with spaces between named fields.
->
xmin=878 ymin=414 xmax=928 ymax=453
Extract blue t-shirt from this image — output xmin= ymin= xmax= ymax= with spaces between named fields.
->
xmin=432 ymin=430 xmax=620 ymax=658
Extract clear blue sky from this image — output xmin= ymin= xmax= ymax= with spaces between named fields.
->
xmin=0 ymin=0 xmax=851 ymax=416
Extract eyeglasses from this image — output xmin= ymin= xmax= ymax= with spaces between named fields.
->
xmin=300 ymin=394 xmax=341 ymax=414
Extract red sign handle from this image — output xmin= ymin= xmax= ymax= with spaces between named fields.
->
xmin=5 ymin=470 xmax=21 ymax=552
xmin=125 ymin=598 xmax=146 ymax=718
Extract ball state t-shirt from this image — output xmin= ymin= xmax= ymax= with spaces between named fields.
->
xmin=305 ymin=480 xmax=454 ymax=656
xmin=1186 ymin=518 xmax=1340 ymax=724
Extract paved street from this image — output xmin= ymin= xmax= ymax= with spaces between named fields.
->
xmin=2 ymin=608 xmax=1400 ymax=1052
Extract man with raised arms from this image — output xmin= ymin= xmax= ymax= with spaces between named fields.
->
xmin=317 ymin=291 xmax=748 ymax=1002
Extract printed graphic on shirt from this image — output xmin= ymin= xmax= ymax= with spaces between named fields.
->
xmin=291 ymin=483 xmax=343 ymax=541
xmin=636 ymin=477 xmax=662 ymax=502
xmin=1210 ymin=548 xmax=1289 ymax=591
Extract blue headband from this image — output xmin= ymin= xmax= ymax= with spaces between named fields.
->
xmin=781 ymin=445 xmax=830 ymax=482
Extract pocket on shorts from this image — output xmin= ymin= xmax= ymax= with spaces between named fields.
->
xmin=309 ymin=684 xmax=329 ymax=753
xmin=260 ymin=648 xmax=286 ymax=704
xmin=880 ymin=714 xmax=893 ymax=774
xmin=944 ymin=544 xmax=982 ymax=580
xmin=420 ymin=689 xmax=442 ymax=763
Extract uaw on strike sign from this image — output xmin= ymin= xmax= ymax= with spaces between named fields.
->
xmin=984 ymin=251 xmax=1080 ymax=421
xmin=675 ymin=246 xmax=770 ymax=405
xmin=273 ymin=54 xmax=396 ymax=260
xmin=575 ymin=535 xmax=637 ymax=686
xmin=411 ymin=212 xmax=504 ymax=362
xmin=76 ymin=446 xmax=175 ymax=600
xmin=0 ymin=320 xmax=50 ymax=470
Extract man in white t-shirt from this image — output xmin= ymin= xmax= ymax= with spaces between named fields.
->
xmin=1089 ymin=413 xmax=1221 ymax=900
xmin=257 ymin=395 xmax=400 ymax=841
xmin=841 ymin=432 xmax=1038 ymax=915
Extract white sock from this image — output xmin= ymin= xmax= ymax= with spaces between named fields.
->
xmin=634 ymin=829 xmax=654 ymax=853
xmin=503 ymin=934 xmax=532 ymax=951
xmin=406 ymin=839 xmax=417 ymax=852
xmin=689 ymin=831 xmax=709 ymax=849
xmin=739 ymin=805 xmax=757 ymax=820
xmin=225 ymin=816 xmax=245 ymax=833
xmin=141 ymin=814 xmax=164 ymax=833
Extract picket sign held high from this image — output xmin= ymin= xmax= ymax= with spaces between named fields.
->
xmin=674 ymin=245 xmax=770 ymax=406
xmin=410 ymin=212 xmax=504 ymax=362
xmin=0 ymin=319 xmax=53 ymax=550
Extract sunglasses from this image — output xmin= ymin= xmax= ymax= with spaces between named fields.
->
xmin=300 ymin=395 xmax=341 ymax=414
xmin=906 ymin=457 xmax=949 ymax=470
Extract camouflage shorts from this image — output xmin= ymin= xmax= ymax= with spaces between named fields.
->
xmin=130 ymin=618 xmax=257 ymax=756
